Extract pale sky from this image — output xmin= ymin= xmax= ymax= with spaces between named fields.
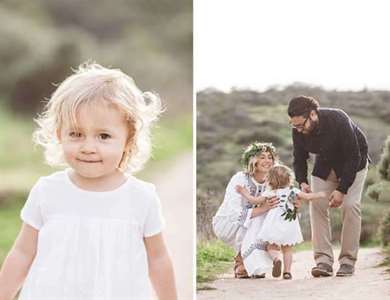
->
xmin=195 ymin=0 xmax=390 ymax=92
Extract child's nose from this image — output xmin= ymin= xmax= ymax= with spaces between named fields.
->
xmin=80 ymin=138 xmax=97 ymax=153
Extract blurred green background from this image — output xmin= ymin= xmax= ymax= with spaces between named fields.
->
xmin=0 ymin=0 xmax=192 ymax=262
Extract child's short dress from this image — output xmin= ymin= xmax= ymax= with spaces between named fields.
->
xmin=19 ymin=170 xmax=164 ymax=300
xmin=257 ymin=187 xmax=303 ymax=246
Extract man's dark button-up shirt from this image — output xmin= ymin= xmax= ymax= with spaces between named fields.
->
xmin=292 ymin=108 xmax=369 ymax=194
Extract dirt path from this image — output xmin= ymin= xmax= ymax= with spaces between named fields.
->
xmin=197 ymin=247 xmax=390 ymax=300
xmin=152 ymin=152 xmax=193 ymax=300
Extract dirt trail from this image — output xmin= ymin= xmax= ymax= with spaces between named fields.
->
xmin=197 ymin=247 xmax=390 ymax=300
xmin=152 ymin=152 xmax=193 ymax=300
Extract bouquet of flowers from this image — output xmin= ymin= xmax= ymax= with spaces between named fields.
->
xmin=281 ymin=190 xmax=298 ymax=221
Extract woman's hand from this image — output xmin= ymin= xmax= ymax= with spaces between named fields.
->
xmin=250 ymin=196 xmax=279 ymax=218
xmin=264 ymin=196 xmax=279 ymax=211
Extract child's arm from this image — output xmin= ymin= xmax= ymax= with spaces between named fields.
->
xmin=0 ymin=223 xmax=38 ymax=300
xmin=144 ymin=233 xmax=177 ymax=300
xmin=298 ymin=191 xmax=326 ymax=201
xmin=235 ymin=185 xmax=265 ymax=205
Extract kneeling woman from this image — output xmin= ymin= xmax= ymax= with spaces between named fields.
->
xmin=212 ymin=142 xmax=280 ymax=278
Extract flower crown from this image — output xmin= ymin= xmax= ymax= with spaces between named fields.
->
xmin=241 ymin=142 xmax=277 ymax=167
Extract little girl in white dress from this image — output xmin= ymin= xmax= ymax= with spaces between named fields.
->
xmin=237 ymin=164 xmax=325 ymax=279
xmin=0 ymin=63 xmax=177 ymax=300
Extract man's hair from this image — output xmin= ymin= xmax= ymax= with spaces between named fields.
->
xmin=287 ymin=95 xmax=320 ymax=117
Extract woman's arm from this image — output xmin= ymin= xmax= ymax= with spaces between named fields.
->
xmin=144 ymin=233 xmax=177 ymax=300
xmin=250 ymin=196 xmax=279 ymax=218
xmin=0 ymin=223 xmax=38 ymax=300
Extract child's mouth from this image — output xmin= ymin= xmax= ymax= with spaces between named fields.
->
xmin=77 ymin=159 xmax=102 ymax=163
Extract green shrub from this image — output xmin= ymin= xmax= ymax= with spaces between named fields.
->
xmin=379 ymin=136 xmax=390 ymax=181
xmin=366 ymin=181 xmax=390 ymax=203
xmin=364 ymin=166 xmax=378 ymax=190
xmin=367 ymin=182 xmax=383 ymax=201
xmin=379 ymin=210 xmax=390 ymax=246
xmin=0 ymin=7 xmax=90 ymax=113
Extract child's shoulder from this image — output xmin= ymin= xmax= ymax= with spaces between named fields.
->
xmin=27 ymin=170 xmax=68 ymax=199
xmin=126 ymin=175 xmax=157 ymax=196
xmin=262 ymin=190 xmax=276 ymax=198
xmin=273 ymin=186 xmax=298 ymax=196
xmin=124 ymin=176 xmax=160 ymax=209
xmin=34 ymin=170 xmax=68 ymax=187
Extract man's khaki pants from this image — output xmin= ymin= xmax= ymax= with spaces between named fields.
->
xmin=310 ymin=166 xmax=368 ymax=267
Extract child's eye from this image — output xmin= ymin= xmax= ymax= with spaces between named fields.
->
xmin=99 ymin=133 xmax=111 ymax=140
xmin=69 ymin=132 xmax=82 ymax=138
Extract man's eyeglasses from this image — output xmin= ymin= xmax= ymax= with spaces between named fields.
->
xmin=290 ymin=116 xmax=309 ymax=130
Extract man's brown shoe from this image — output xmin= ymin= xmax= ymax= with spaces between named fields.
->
xmin=311 ymin=263 xmax=333 ymax=277
xmin=336 ymin=264 xmax=354 ymax=277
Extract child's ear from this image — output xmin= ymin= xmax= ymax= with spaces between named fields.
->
xmin=124 ymin=140 xmax=132 ymax=153
xmin=56 ymin=128 xmax=62 ymax=142
xmin=125 ymin=134 xmax=135 ymax=152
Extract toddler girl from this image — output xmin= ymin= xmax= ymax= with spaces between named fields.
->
xmin=236 ymin=164 xmax=324 ymax=279
xmin=0 ymin=63 xmax=177 ymax=300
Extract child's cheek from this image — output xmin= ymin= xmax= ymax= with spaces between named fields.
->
xmin=62 ymin=143 xmax=79 ymax=161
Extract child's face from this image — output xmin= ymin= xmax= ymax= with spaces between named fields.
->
xmin=255 ymin=151 xmax=274 ymax=173
xmin=59 ymin=103 xmax=130 ymax=180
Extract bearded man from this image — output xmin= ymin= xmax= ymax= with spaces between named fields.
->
xmin=288 ymin=95 xmax=370 ymax=277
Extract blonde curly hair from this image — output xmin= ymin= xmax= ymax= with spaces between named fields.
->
xmin=33 ymin=62 xmax=162 ymax=173
xmin=266 ymin=165 xmax=294 ymax=190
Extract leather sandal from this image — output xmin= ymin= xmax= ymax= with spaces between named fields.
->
xmin=283 ymin=272 xmax=292 ymax=280
xmin=272 ymin=258 xmax=282 ymax=278
xmin=234 ymin=253 xmax=249 ymax=279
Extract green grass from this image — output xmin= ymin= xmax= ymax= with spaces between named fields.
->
xmin=293 ymin=241 xmax=312 ymax=252
xmin=0 ymin=196 xmax=24 ymax=262
xmin=152 ymin=114 xmax=192 ymax=162
xmin=197 ymin=239 xmax=235 ymax=286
